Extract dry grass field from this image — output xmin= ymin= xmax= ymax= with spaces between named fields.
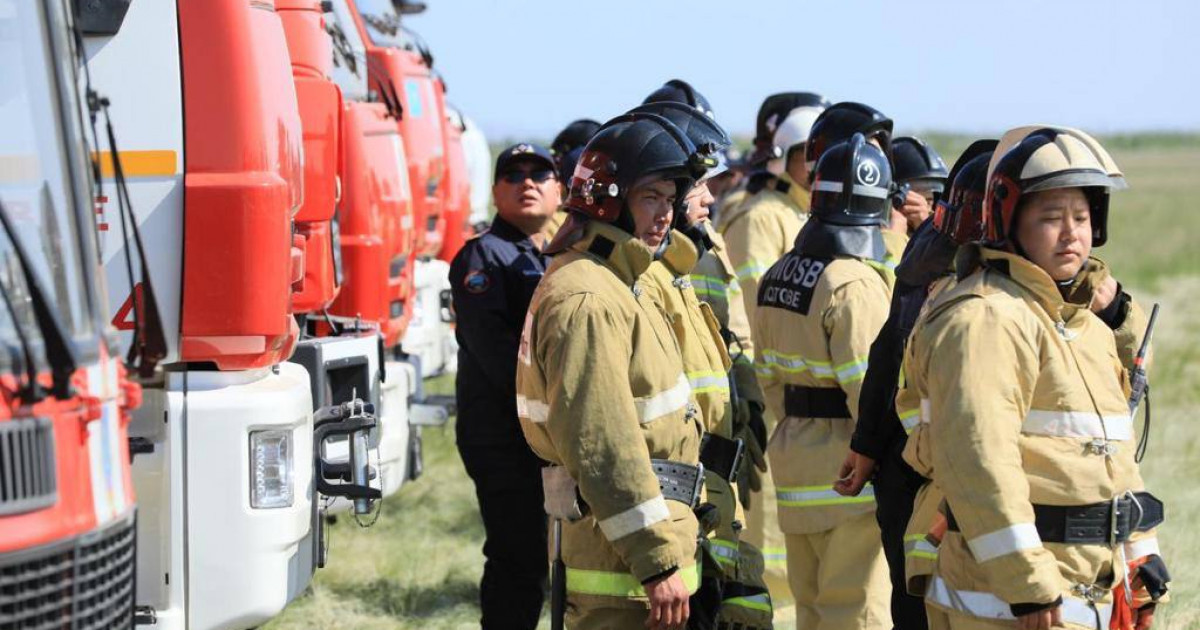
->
xmin=264 ymin=137 xmax=1200 ymax=630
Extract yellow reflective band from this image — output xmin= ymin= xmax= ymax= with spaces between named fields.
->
xmin=762 ymin=546 xmax=787 ymax=565
xmin=566 ymin=562 xmax=701 ymax=598
xmin=834 ymin=357 xmax=869 ymax=385
xmin=724 ymin=593 xmax=772 ymax=612
xmin=777 ymin=484 xmax=875 ymax=507
xmin=735 ymin=260 xmax=767 ymax=282
xmin=759 ymin=350 xmax=834 ymax=379
xmin=899 ymin=408 xmax=921 ymax=434
xmin=708 ymin=538 xmax=739 ymax=566
xmin=864 ymin=257 xmax=899 ymax=271
xmin=904 ymin=534 xmax=938 ymax=560
xmin=687 ymin=370 xmax=730 ymax=394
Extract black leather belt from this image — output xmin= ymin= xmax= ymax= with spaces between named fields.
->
xmin=783 ymin=385 xmax=851 ymax=419
xmin=651 ymin=459 xmax=705 ymax=508
xmin=700 ymin=434 xmax=744 ymax=484
xmin=947 ymin=492 xmax=1164 ymax=545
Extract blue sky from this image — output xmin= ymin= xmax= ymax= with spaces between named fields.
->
xmin=404 ymin=1 xmax=1199 ymax=142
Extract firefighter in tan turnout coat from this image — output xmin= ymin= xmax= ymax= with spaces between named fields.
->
xmin=517 ymin=115 xmax=709 ymax=630
xmin=753 ymin=133 xmax=895 ymax=630
xmin=909 ymin=128 xmax=1169 ymax=630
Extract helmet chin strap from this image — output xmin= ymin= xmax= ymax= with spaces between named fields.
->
xmin=1056 ymin=256 xmax=1090 ymax=287
xmin=653 ymin=231 xmax=671 ymax=260
xmin=679 ymin=220 xmax=713 ymax=255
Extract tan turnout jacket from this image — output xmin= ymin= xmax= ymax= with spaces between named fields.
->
xmin=907 ymin=246 xmax=1160 ymax=621
xmin=752 ymin=245 xmax=891 ymax=535
xmin=517 ymin=220 xmax=704 ymax=607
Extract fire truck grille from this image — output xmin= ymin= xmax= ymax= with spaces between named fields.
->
xmin=0 ymin=417 xmax=57 ymax=516
xmin=0 ymin=514 xmax=136 ymax=629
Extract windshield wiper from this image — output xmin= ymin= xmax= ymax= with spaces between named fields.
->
xmin=0 ymin=200 xmax=77 ymax=400
xmin=75 ymin=22 xmax=167 ymax=378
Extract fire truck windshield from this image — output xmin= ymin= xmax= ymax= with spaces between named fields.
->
xmin=0 ymin=1 xmax=98 ymax=355
xmin=356 ymin=0 xmax=407 ymax=48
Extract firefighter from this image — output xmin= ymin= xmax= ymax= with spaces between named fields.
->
xmin=717 ymin=92 xmax=830 ymax=232
xmin=517 ymin=115 xmax=706 ymax=630
xmin=720 ymin=93 xmax=831 ymax=600
xmin=723 ymin=101 xmax=825 ymax=324
xmin=544 ymin=119 xmax=602 ymax=240
xmin=890 ymin=136 xmax=949 ymax=234
xmin=802 ymin=101 xmax=908 ymax=281
xmin=629 ymin=99 xmax=775 ymax=629
xmin=754 ymin=133 xmax=894 ymax=630
xmin=449 ymin=142 xmax=560 ymax=630
xmin=909 ymin=128 xmax=1168 ymax=630
xmin=837 ymin=139 xmax=1001 ymax=630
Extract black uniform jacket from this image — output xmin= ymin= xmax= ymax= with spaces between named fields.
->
xmin=449 ymin=216 xmax=548 ymax=445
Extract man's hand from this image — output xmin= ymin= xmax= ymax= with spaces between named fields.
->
xmin=833 ymin=450 xmax=876 ymax=496
xmin=899 ymin=190 xmax=933 ymax=231
xmin=1091 ymin=274 xmax=1119 ymax=314
xmin=1017 ymin=606 xmax=1061 ymax=630
xmin=889 ymin=209 xmax=908 ymax=233
xmin=644 ymin=571 xmax=690 ymax=630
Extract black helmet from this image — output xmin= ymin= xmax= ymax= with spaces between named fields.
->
xmin=809 ymin=133 xmax=892 ymax=227
xmin=932 ymin=139 xmax=996 ymax=244
xmin=627 ymin=102 xmax=732 ymax=247
xmin=626 ymin=101 xmax=731 ymax=179
xmin=804 ymin=102 xmax=894 ymax=176
xmin=750 ymin=92 xmax=830 ymax=165
xmin=642 ymin=79 xmax=715 ymax=120
xmin=567 ymin=114 xmax=700 ymax=232
xmin=984 ymin=127 xmax=1118 ymax=247
xmin=551 ymin=119 xmax=601 ymax=161
xmin=557 ymin=146 xmax=584 ymax=190
xmin=891 ymin=136 xmax=949 ymax=193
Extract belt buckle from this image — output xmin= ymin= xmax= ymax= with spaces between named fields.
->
xmin=727 ymin=438 xmax=745 ymax=484
xmin=1109 ymin=496 xmax=1120 ymax=546
xmin=691 ymin=463 xmax=706 ymax=509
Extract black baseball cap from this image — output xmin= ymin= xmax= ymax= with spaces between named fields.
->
xmin=494 ymin=143 xmax=556 ymax=183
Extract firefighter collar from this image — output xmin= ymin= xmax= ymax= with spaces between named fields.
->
xmin=571 ymin=220 xmax=655 ymax=286
xmin=660 ymin=229 xmax=700 ymax=276
xmin=778 ymin=172 xmax=812 ymax=213
xmin=1059 ymin=257 xmax=1111 ymax=310
xmin=976 ymin=246 xmax=1091 ymax=324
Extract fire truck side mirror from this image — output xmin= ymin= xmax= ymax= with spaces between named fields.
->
xmin=74 ymin=0 xmax=132 ymax=36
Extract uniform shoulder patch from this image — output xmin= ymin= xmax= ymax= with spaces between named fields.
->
xmin=463 ymin=269 xmax=492 ymax=294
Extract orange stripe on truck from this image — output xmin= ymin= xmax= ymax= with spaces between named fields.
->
xmin=92 ymin=150 xmax=178 ymax=177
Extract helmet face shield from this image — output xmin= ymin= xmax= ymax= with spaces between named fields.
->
xmin=566 ymin=116 xmax=698 ymax=232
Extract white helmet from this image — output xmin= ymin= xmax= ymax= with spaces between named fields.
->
xmin=990 ymin=124 xmax=1126 ymax=190
xmin=767 ymin=106 xmax=824 ymax=175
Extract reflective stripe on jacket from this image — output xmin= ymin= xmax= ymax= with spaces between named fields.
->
xmin=753 ymin=247 xmax=891 ymax=534
xmin=910 ymin=245 xmax=1159 ymax=609
xmin=517 ymin=220 xmax=704 ymax=606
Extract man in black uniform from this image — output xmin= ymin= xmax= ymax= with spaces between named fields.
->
xmin=833 ymin=140 xmax=997 ymax=630
xmin=449 ymin=142 xmax=560 ymax=630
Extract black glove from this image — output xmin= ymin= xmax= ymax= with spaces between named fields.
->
xmin=1138 ymin=554 xmax=1171 ymax=602
xmin=735 ymin=402 xmax=768 ymax=510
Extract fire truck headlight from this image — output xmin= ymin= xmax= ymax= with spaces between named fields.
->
xmin=249 ymin=430 xmax=294 ymax=509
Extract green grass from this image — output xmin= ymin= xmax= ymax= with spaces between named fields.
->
xmin=268 ymin=138 xmax=1200 ymax=629
xmin=264 ymin=375 xmax=489 ymax=630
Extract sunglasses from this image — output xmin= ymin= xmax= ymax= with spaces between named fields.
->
xmin=500 ymin=168 xmax=555 ymax=184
